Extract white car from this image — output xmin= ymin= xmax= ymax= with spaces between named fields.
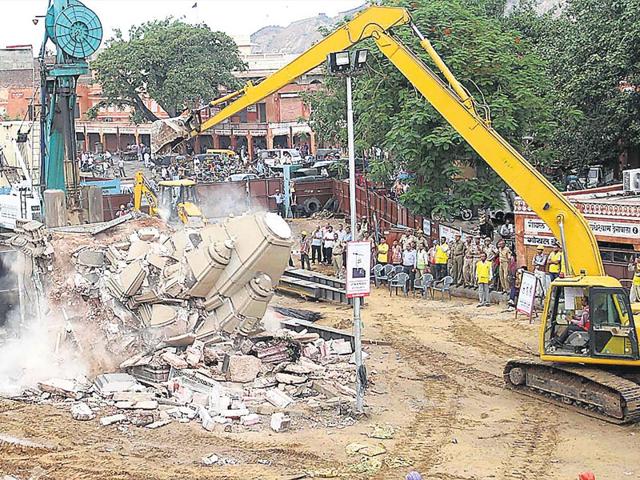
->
xmin=227 ymin=173 xmax=259 ymax=182
xmin=258 ymin=149 xmax=303 ymax=167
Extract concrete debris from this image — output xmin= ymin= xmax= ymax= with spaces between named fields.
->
xmin=100 ymin=414 xmax=127 ymax=426
xmin=71 ymin=402 xmax=95 ymax=421
xmin=266 ymin=388 xmax=293 ymax=409
xmin=346 ymin=442 xmax=387 ymax=457
xmin=270 ymin=412 xmax=291 ymax=432
xmin=5 ymin=214 xmax=375 ymax=438
xmin=226 ymin=355 xmax=262 ymax=383
xmin=94 ymin=373 xmax=140 ymax=396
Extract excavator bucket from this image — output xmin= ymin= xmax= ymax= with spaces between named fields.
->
xmin=150 ymin=116 xmax=192 ymax=155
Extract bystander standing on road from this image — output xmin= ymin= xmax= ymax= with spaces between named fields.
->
xmin=532 ymin=245 xmax=548 ymax=294
xmin=311 ymin=226 xmax=323 ymax=264
xmin=332 ymin=233 xmax=344 ymax=278
xmin=483 ymin=237 xmax=499 ymax=290
xmin=476 ymin=252 xmax=492 ymax=307
xmin=450 ymin=233 xmax=465 ymax=286
xmin=300 ymin=231 xmax=311 ymax=270
xmin=547 ymin=243 xmax=563 ymax=282
xmin=391 ymin=240 xmax=403 ymax=266
xmin=462 ymin=236 xmax=474 ymax=287
xmin=118 ymin=158 xmax=125 ymax=178
xmin=434 ymin=237 xmax=449 ymax=280
xmin=323 ymin=226 xmax=335 ymax=264
xmin=416 ymin=243 xmax=428 ymax=277
xmin=377 ymin=238 xmax=389 ymax=265
xmin=497 ymin=239 xmax=512 ymax=293
xmin=402 ymin=242 xmax=417 ymax=291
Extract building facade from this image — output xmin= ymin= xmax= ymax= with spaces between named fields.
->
xmin=514 ymin=184 xmax=640 ymax=287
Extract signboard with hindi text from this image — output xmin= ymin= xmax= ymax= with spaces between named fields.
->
xmin=346 ymin=242 xmax=371 ymax=298
xmin=516 ymin=271 xmax=537 ymax=319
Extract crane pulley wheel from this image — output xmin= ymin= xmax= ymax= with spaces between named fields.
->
xmin=50 ymin=2 xmax=103 ymax=59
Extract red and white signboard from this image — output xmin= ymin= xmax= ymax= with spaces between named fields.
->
xmin=346 ymin=241 xmax=371 ymax=298
xmin=516 ymin=271 xmax=538 ymax=318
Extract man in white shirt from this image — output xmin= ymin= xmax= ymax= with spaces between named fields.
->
xmin=323 ymin=225 xmax=335 ymax=264
xmin=336 ymin=224 xmax=347 ymax=242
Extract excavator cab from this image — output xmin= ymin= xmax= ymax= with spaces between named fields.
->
xmin=157 ymin=179 xmax=205 ymax=226
xmin=541 ymin=281 xmax=638 ymax=360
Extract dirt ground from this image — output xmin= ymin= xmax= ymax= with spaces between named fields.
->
xmin=2 ymin=217 xmax=639 ymax=479
xmin=2 ymin=287 xmax=639 ymax=479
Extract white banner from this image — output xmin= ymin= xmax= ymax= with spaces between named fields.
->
xmin=249 ymin=129 xmax=267 ymax=136
xmin=524 ymin=217 xmax=640 ymax=239
xmin=517 ymin=271 xmax=537 ymax=317
xmin=422 ymin=219 xmax=431 ymax=236
xmin=233 ymin=129 xmax=249 ymax=136
xmin=438 ymin=224 xmax=467 ymax=241
xmin=346 ymin=242 xmax=371 ymax=298
xmin=523 ymin=235 xmax=557 ymax=247
xmin=588 ymin=220 xmax=640 ymax=239
xmin=524 ymin=219 xmax=551 ymax=235
xmin=213 ymin=129 xmax=232 ymax=135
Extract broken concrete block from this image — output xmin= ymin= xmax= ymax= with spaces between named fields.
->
xmin=127 ymin=241 xmax=153 ymax=262
xmin=275 ymin=373 xmax=308 ymax=385
xmin=149 ymin=304 xmax=178 ymax=328
xmin=116 ymin=400 xmax=158 ymax=410
xmin=138 ymin=227 xmax=160 ymax=242
xmin=253 ymin=376 xmax=277 ymax=389
xmin=284 ymin=363 xmax=314 ymax=375
xmin=71 ymin=402 xmax=94 ymax=421
xmin=241 ymin=413 xmax=260 ymax=426
xmin=160 ymin=352 xmax=188 ymax=369
xmin=94 ymin=373 xmax=140 ymax=396
xmin=38 ymin=378 xmax=78 ymax=398
xmin=100 ymin=414 xmax=127 ymax=426
xmin=185 ymin=341 xmax=204 ymax=367
xmin=329 ymin=339 xmax=353 ymax=356
xmin=270 ymin=412 xmax=291 ymax=432
xmin=112 ymin=391 xmax=155 ymax=403
xmin=76 ymin=250 xmax=105 ymax=268
xmin=226 ymin=355 xmax=262 ymax=383
xmin=265 ymin=388 xmax=293 ymax=409
xmin=220 ymin=408 xmax=250 ymax=419
xmin=145 ymin=419 xmax=171 ymax=429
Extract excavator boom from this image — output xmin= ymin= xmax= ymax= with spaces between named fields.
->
xmin=152 ymin=5 xmax=603 ymax=276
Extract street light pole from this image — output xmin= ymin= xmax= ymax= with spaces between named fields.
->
xmin=346 ymin=74 xmax=364 ymax=413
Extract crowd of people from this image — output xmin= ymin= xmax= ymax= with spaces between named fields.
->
xmin=293 ymin=219 xmax=581 ymax=308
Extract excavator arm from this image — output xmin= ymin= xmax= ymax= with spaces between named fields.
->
xmin=151 ymin=5 xmax=604 ymax=277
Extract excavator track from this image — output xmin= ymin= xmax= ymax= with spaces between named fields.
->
xmin=504 ymin=359 xmax=640 ymax=424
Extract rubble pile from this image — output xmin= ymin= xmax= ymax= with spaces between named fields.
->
xmin=35 ymin=328 xmax=362 ymax=433
xmin=3 ymin=211 xmax=371 ymax=434
xmin=71 ymin=211 xmax=293 ymax=345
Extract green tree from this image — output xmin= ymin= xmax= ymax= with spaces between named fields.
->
xmin=304 ymin=0 xmax=558 ymax=217
xmin=532 ymin=0 xmax=640 ymax=171
xmin=90 ymin=19 xmax=246 ymax=122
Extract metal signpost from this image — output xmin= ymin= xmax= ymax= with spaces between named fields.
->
xmin=327 ymin=49 xmax=370 ymax=413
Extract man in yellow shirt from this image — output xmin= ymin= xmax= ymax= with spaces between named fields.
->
xmin=434 ymin=237 xmax=449 ymax=280
xmin=476 ymin=252 xmax=492 ymax=307
xmin=547 ymin=244 xmax=563 ymax=282
xmin=377 ymin=239 xmax=389 ymax=265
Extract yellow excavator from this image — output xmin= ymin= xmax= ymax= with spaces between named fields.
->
xmin=132 ymin=171 xmax=205 ymax=226
xmin=151 ymin=6 xmax=640 ymax=422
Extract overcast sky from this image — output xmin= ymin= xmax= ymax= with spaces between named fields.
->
xmin=0 ymin=0 xmax=364 ymax=50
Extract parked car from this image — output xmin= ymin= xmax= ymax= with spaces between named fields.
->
xmin=227 ymin=173 xmax=259 ymax=182
xmin=258 ymin=149 xmax=303 ymax=167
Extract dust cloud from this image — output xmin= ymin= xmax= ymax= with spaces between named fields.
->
xmin=0 ymin=254 xmax=88 ymax=397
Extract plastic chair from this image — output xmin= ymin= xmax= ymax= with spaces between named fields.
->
xmin=391 ymin=265 xmax=404 ymax=278
xmin=373 ymin=264 xmax=385 ymax=287
xmin=431 ymin=275 xmax=454 ymax=300
xmin=389 ymin=272 xmax=410 ymax=296
xmin=414 ymin=273 xmax=433 ymax=297
xmin=382 ymin=264 xmax=394 ymax=282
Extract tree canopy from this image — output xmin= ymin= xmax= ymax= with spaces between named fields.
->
xmin=305 ymin=0 xmax=557 ymax=218
xmin=89 ymin=19 xmax=246 ymax=122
